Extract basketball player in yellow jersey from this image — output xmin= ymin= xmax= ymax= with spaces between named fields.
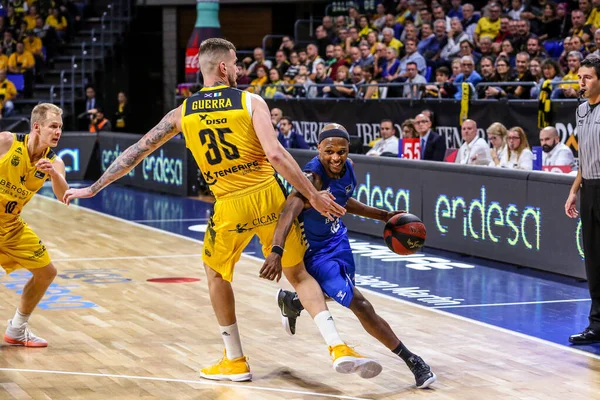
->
xmin=64 ymin=38 xmax=383 ymax=382
xmin=0 ymin=103 xmax=68 ymax=347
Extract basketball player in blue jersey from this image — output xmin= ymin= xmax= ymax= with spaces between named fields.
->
xmin=260 ymin=124 xmax=436 ymax=388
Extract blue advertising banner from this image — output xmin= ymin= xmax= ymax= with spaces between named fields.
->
xmin=53 ymin=132 xmax=98 ymax=180
xmin=97 ymin=132 xmax=190 ymax=196
xmin=288 ymin=150 xmax=585 ymax=279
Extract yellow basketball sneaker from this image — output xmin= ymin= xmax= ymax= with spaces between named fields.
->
xmin=329 ymin=344 xmax=382 ymax=379
xmin=199 ymin=350 xmax=252 ymax=382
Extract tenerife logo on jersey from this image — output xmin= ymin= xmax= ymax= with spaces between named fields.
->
xmin=15 ymin=147 xmax=22 ymax=154
xmin=345 ymin=184 xmax=353 ymax=194
xmin=202 ymin=160 xmax=261 ymax=185
xmin=336 ymin=290 xmax=346 ymax=302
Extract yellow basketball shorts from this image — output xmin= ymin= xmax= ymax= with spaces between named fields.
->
xmin=203 ymin=177 xmax=306 ymax=282
xmin=0 ymin=218 xmax=51 ymax=274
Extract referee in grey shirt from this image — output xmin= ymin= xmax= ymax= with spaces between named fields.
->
xmin=565 ymin=54 xmax=600 ymax=345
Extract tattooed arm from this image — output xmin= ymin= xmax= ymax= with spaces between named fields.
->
xmin=62 ymin=106 xmax=183 ymax=204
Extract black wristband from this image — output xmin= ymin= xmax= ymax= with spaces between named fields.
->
xmin=271 ymin=245 xmax=284 ymax=257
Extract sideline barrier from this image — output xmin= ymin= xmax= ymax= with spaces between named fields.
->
xmin=55 ymin=132 xmax=195 ymax=196
xmin=54 ymin=132 xmax=98 ymax=180
xmin=54 ymin=133 xmax=585 ymax=279
xmin=266 ymin=99 xmax=580 ymax=154
xmin=288 ymin=149 xmax=585 ymax=280
xmin=97 ymin=132 xmax=192 ymax=196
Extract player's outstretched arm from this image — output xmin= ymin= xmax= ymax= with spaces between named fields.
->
xmin=259 ymin=190 xmax=306 ymax=282
xmin=37 ymin=157 xmax=68 ymax=201
xmin=63 ymin=106 xmax=183 ymax=205
xmin=260 ymin=173 xmax=320 ymax=281
xmin=250 ymin=95 xmax=345 ymax=221
xmin=345 ymin=198 xmax=405 ymax=222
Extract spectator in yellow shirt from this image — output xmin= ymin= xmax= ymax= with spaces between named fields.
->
xmin=357 ymin=15 xmax=373 ymax=39
xmin=24 ymin=30 xmax=42 ymax=58
xmin=246 ymin=65 xmax=268 ymax=94
xmin=8 ymin=42 xmax=35 ymax=74
xmin=8 ymin=42 xmax=35 ymax=97
xmin=46 ymin=8 xmax=68 ymax=40
xmin=24 ymin=6 xmax=39 ymax=30
xmin=474 ymin=3 xmax=501 ymax=46
xmin=0 ymin=47 xmax=9 ymax=72
xmin=552 ymin=51 xmax=582 ymax=99
xmin=0 ymin=69 xmax=17 ymax=116
xmin=382 ymin=27 xmax=403 ymax=53
xmin=24 ymin=30 xmax=43 ymax=78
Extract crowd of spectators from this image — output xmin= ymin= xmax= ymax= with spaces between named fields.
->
xmin=272 ymin=103 xmax=576 ymax=171
xmin=237 ymin=0 xmax=596 ymax=101
xmin=0 ymin=0 xmax=88 ymax=116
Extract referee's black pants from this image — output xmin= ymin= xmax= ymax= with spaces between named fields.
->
xmin=581 ymin=179 xmax=600 ymax=330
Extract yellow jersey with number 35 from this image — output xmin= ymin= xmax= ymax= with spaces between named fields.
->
xmin=180 ymin=85 xmax=275 ymax=199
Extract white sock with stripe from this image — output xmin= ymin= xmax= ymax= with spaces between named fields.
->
xmin=12 ymin=309 xmax=30 ymax=327
xmin=220 ymin=322 xmax=244 ymax=359
xmin=314 ymin=310 xmax=344 ymax=347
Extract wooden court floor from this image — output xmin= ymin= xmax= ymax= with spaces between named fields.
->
xmin=0 ymin=196 xmax=599 ymax=400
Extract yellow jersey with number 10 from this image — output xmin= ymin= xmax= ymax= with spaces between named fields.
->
xmin=180 ymin=85 xmax=275 ymax=199
xmin=0 ymin=133 xmax=55 ymax=233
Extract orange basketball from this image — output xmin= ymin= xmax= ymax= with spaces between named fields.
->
xmin=383 ymin=213 xmax=426 ymax=255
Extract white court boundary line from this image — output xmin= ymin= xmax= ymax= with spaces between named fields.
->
xmin=0 ymin=368 xmax=371 ymax=400
xmin=34 ymin=195 xmax=600 ymax=367
xmin=132 ymin=218 xmax=209 ymax=223
xmin=432 ymin=298 xmax=592 ymax=309
xmin=53 ymin=254 xmax=203 ymax=262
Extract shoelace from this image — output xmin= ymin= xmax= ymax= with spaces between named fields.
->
xmin=408 ymin=357 xmax=429 ymax=376
xmin=17 ymin=325 xmax=36 ymax=343
xmin=23 ymin=326 xmax=32 ymax=343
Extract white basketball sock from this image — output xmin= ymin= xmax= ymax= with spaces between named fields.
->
xmin=220 ymin=322 xmax=243 ymax=359
xmin=12 ymin=309 xmax=30 ymax=327
xmin=314 ymin=310 xmax=344 ymax=347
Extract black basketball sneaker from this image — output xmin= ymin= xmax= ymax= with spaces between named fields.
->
xmin=276 ymin=289 xmax=302 ymax=335
xmin=406 ymin=355 xmax=436 ymax=389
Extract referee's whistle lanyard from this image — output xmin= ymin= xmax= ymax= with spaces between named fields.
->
xmin=577 ymin=92 xmax=591 ymax=119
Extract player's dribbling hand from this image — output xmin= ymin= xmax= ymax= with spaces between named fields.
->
xmin=310 ymin=191 xmax=346 ymax=221
xmin=62 ymin=187 xmax=95 ymax=205
xmin=565 ymin=192 xmax=579 ymax=218
xmin=35 ymin=158 xmax=57 ymax=178
xmin=260 ymin=253 xmax=283 ymax=282
xmin=385 ymin=210 xmax=406 ymax=222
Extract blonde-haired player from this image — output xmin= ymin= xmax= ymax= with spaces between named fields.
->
xmin=0 ymin=103 xmax=68 ymax=346
xmin=64 ymin=38 xmax=383 ymax=381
